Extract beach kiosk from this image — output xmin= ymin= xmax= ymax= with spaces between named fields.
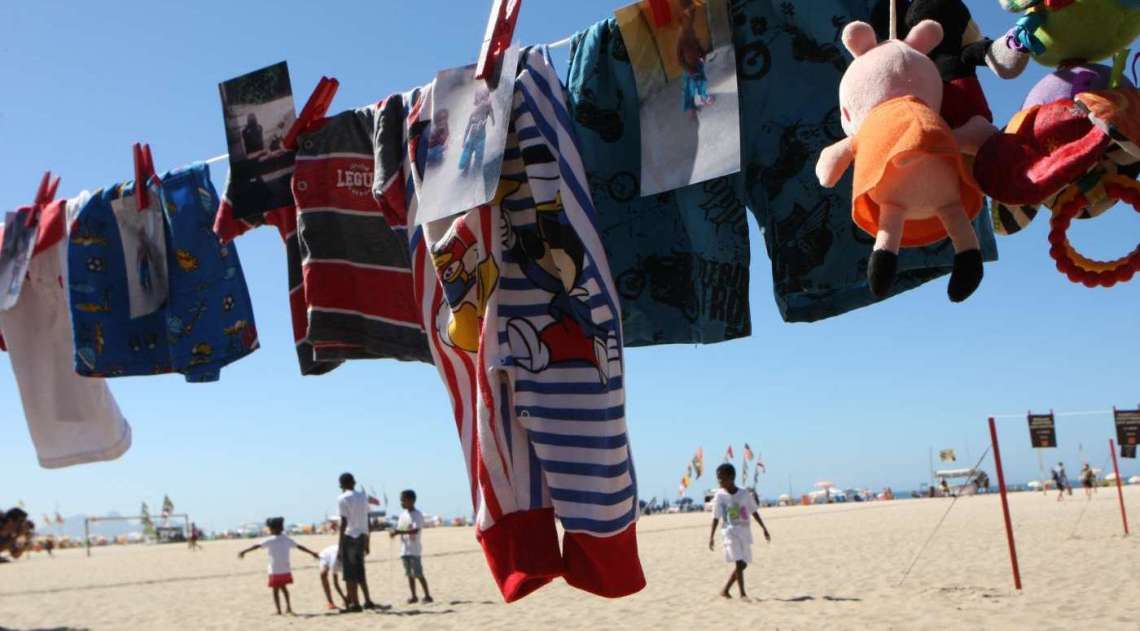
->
xmin=935 ymin=468 xmax=983 ymax=497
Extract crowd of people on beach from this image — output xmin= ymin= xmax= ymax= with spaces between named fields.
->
xmin=237 ymin=472 xmax=432 ymax=615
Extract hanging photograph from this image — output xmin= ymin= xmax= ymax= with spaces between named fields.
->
xmin=111 ymin=190 xmax=170 ymax=319
xmin=0 ymin=214 xmax=37 ymax=311
xmin=218 ymin=61 xmax=297 ymax=221
xmin=615 ymin=0 xmax=741 ymax=196
xmin=413 ymin=47 xmax=520 ymax=226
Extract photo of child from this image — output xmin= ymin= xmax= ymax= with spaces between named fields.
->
xmin=614 ymin=0 xmax=741 ymax=196
xmin=218 ymin=62 xmax=297 ymax=222
xmin=414 ymin=46 xmax=518 ymax=226
xmin=0 ymin=213 xmax=37 ymax=310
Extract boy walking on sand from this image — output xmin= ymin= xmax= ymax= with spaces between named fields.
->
xmin=238 ymin=517 xmax=320 ymax=615
xmin=709 ymin=463 xmax=770 ymax=599
xmin=389 ymin=489 xmax=433 ymax=604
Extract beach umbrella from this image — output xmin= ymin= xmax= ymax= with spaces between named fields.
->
xmin=1106 ymin=472 xmax=1119 ymax=482
xmin=1027 ymin=480 xmax=1043 ymax=489
xmin=1129 ymin=475 xmax=1140 ymax=485
xmin=814 ymin=480 xmax=834 ymax=489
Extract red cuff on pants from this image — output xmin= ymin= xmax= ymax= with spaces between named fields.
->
xmin=562 ymin=523 xmax=646 ymax=598
xmin=476 ymin=507 xmax=564 ymax=602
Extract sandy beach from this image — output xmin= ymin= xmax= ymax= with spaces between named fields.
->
xmin=2 ymin=487 xmax=1138 ymax=631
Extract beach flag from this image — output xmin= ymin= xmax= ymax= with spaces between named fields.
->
xmin=753 ymin=467 xmax=760 ymax=487
xmin=740 ymin=460 xmax=749 ymax=485
xmin=939 ymin=449 xmax=957 ymax=462
xmin=692 ymin=448 xmax=704 ymax=478
xmin=55 ymin=512 xmax=64 ymax=525
xmin=744 ymin=443 xmax=754 ymax=461
xmin=43 ymin=514 xmax=51 ymax=526
xmin=725 ymin=445 xmax=734 ymax=461
xmin=161 ymin=495 xmax=174 ymax=517
xmin=756 ymin=454 xmax=766 ymax=473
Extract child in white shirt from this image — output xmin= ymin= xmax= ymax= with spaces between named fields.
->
xmin=389 ymin=489 xmax=433 ymax=604
xmin=708 ymin=463 xmax=770 ymax=599
xmin=239 ymin=517 xmax=319 ymax=614
xmin=317 ymin=544 xmax=346 ymax=610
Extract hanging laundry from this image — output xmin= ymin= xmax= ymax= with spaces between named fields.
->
xmin=1 ymin=197 xmax=131 ymax=468
xmin=564 ymin=0 xmax=999 ymax=344
xmin=68 ymin=163 xmax=258 ymax=382
xmin=216 ymin=104 xmax=430 ymax=370
xmin=293 ymin=107 xmax=431 ymax=363
xmin=373 ymin=49 xmax=644 ymax=602
xmin=215 ymin=157 xmax=334 ymax=376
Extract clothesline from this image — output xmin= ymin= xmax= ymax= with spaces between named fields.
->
xmin=194 ymin=34 xmax=575 ymax=172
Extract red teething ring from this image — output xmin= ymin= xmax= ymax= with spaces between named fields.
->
xmin=1048 ymin=175 xmax=1140 ymax=287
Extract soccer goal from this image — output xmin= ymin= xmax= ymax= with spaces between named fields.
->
xmin=83 ymin=513 xmax=191 ymax=557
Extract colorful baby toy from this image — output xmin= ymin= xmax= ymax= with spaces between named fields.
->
xmin=973 ymin=0 xmax=1140 ymax=286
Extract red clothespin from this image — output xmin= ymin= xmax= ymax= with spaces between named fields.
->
xmin=647 ymin=0 xmax=672 ymax=27
xmin=24 ymin=171 xmax=61 ymax=228
xmin=475 ymin=0 xmax=522 ymax=83
xmin=133 ymin=143 xmax=159 ymax=210
xmin=283 ymin=77 xmax=339 ymax=151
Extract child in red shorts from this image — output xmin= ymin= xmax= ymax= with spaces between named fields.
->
xmin=239 ymin=517 xmax=320 ymax=615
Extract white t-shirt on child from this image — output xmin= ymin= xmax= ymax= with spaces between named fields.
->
xmin=318 ymin=544 xmax=341 ymax=572
xmin=713 ymin=488 xmax=758 ymax=545
xmin=260 ymin=534 xmax=298 ymax=575
xmin=398 ymin=509 xmax=425 ymax=557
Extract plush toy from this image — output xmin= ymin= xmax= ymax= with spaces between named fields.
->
xmin=816 ymin=19 xmax=989 ymax=302
xmin=1002 ymin=0 xmax=1140 ymax=68
xmin=975 ymin=65 xmax=1136 ymax=217
xmin=873 ymin=0 xmax=1030 ymax=129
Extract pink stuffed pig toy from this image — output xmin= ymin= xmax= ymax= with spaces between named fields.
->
xmin=816 ymin=19 xmax=991 ymax=302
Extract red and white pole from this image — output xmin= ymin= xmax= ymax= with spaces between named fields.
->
xmin=1109 ymin=438 xmax=1130 ymax=537
xmin=989 ymin=417 xmax=1022 ymax=590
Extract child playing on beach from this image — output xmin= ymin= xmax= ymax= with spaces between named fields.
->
xmin=318 ymin=544 xmax=347 ymax=610
xmin=708 ymin=463 xmax=770 ymax=599
xmin=389 ymin=489 xmax=433 ymax=604
xmin=238 ymin=517 xmax=320 ymax=615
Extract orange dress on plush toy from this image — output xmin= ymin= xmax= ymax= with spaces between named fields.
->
xmin=852 ymin=96 xmax=985 ymax=247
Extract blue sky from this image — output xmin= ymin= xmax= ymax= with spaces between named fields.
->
xmin=1 ymin=1 xmax=1136 ymax=532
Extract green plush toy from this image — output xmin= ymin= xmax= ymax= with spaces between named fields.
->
xmin=1002 ymin=0 xmax=1140 ymax=67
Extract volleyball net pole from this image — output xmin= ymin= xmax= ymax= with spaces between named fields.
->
xmin=988 ymin=416 xmax=1023 ymax=591
xmin=1109 ymin=438 xmax=1130 ymax=537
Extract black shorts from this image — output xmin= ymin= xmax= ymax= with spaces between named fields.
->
xmin=341 ymin=534 xmax=367 ymax=582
